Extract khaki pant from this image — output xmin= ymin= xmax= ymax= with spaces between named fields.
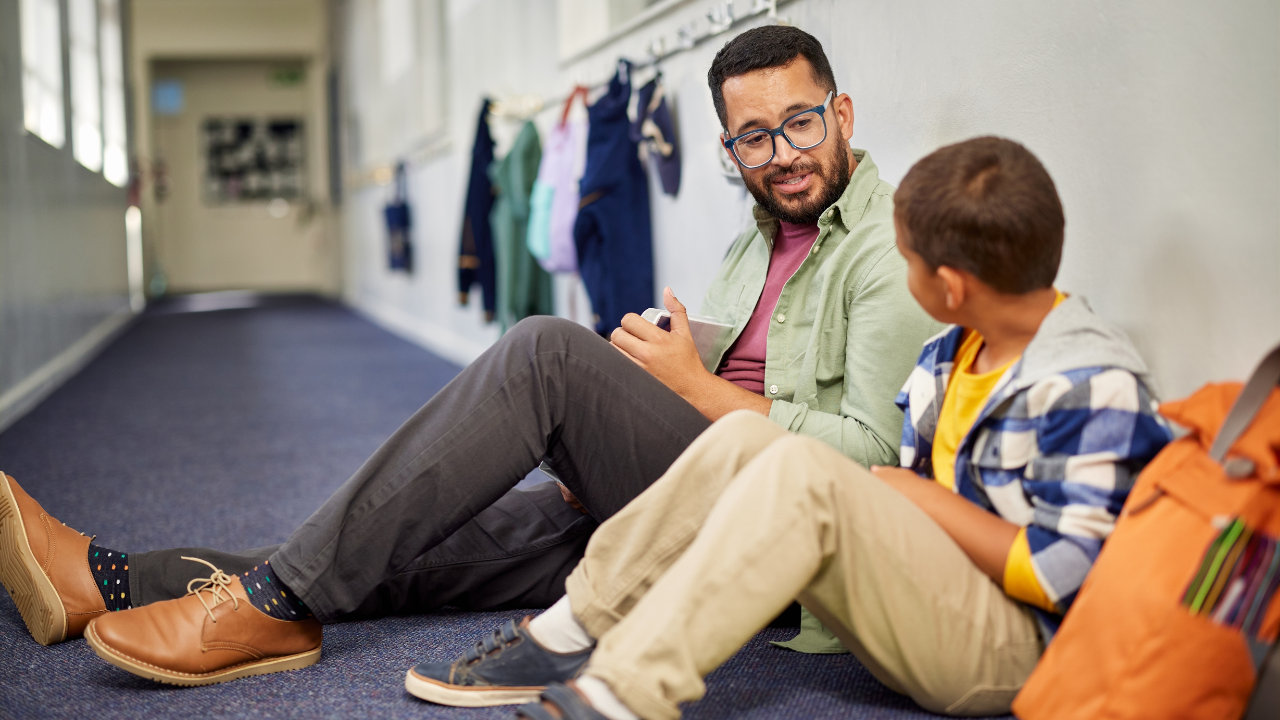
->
xmin=565 ymin=411 xmax=1043 ymax=720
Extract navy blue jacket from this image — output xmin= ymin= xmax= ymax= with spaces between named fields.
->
xmin=574 ymin=63 xmax=654 ymax=336
xmin=459 ymin=99 xmax=497 ymax=320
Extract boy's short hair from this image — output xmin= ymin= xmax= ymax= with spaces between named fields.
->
xmin=707 ymin=26 xmax=837 ymax=129
xmin=894 ymin=136 xmax=1064 ymax=294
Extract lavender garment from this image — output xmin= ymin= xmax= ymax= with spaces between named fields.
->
xmin=526 ymin=118 xmax=587 ymax=273
xmin=716 ymin=221 xmax=820 ymax=395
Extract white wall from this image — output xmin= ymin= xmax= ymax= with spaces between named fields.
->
xmin=0 ymin=0 xmax=134 ymax=430
xmin=341 ymin=0 xmax=1280 ymax=398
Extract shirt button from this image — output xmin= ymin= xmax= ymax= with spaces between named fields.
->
xmin=769 ymin=385 xmax=779 ymax=395
xmin=811 ymin=245 xmax=820 ymax=254
xmin=776 ymin=313 xmax=786 ymax=323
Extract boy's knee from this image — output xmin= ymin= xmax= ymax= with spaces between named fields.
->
xmin=503 ymin=316 xmax=595 ymax=352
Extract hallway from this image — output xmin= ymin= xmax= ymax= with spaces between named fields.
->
xmin=0 ymin=299 xmax=940 ymax=719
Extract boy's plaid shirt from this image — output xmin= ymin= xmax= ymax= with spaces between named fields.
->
xmin=895 ymin=325 xmax=1172 ymax=624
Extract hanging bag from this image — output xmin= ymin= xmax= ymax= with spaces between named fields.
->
xmin=384 ymin=161 xmax=413 ymax=272
xmin=1014 ymin=342 xmax=1280 ymax=720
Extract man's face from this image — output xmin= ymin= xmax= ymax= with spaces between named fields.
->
xmin=720 ymin=58 xmax=855 ymax=224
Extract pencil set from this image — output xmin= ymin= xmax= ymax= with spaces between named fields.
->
xmin=1183 ymin=517 xmax=1280 ymax=640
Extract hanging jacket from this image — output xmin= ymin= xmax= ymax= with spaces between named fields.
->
xmin=527 ymin=111 xmax=586 ymax=273
xmin=574 ymin=61 xmax=654 ymax=336
xmin=490 ymin=120 xmax=554 ymax=332
xmin=630 ymin=75 xmax=681 ymax=197
xmin=459 ymin=99 xmax=497 ymax=321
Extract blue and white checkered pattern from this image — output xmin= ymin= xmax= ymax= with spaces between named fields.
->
xmin=895 ymin=325 xmax=1172 ymax=623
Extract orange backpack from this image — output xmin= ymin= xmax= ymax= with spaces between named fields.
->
xmin=1014 ymin=344 xmax=1280 ymax=720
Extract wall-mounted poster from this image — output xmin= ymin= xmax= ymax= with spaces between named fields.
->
xmin=202 ymin=117 xmax=305 ymax=203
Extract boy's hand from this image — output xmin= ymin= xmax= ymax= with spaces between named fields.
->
xmin=611 ymin=287 xmax=771 ymax=420
xmin=611 ymin=287 xmax=709 ymax=397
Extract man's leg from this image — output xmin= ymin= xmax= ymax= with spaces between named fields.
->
xmin=580 ymin=434 xmax=1042 ymax=720
xmin=130 ymin=316 xmax=709 ymax=621
xmin=127 ymin=482 xmax=597 ymax=616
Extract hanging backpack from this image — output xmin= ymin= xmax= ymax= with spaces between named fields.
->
xmin=1014 ymin=343 xmax=1280 ymax=720
xmin=384 ymin=161 xmax=413 ymax=272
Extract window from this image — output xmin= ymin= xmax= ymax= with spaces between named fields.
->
xmin=20 ymin=0 xmax=65 ymax=148
xmin=100 ymin=0 xmax=128 ymax=186
xmin=70 ymin=0 xmax=103 ymax=171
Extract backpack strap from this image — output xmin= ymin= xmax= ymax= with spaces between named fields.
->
xmin=1210 ymin=342 xmax=1280 ymax=464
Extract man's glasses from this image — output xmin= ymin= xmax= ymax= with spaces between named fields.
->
xmin=723 ymin=91 xmax=833 ymax=169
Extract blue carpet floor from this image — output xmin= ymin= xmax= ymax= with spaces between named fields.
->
xmin=0 ymin=298 xmax=954 ymax=719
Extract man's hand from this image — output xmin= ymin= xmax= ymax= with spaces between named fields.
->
xmin=870 ymin=465 xmax=1020 ymax=584
xmin=611 ymin=287 xmax=771 ymax=420
xmin=611 ymin=287 xmax=707 ymax=396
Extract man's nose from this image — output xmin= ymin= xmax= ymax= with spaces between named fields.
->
xmin=771 ymin=134 xmax=802 ymax=168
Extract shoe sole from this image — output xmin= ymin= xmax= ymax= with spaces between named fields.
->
xmin=85 ymin=621 xmax=322 ymax=686
xmin=0 ymin=474 xmax=67 ymax=646
xmin=404 ymin=668 xmax=544 ymax=707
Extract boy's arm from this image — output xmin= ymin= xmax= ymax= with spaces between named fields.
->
xmin=877 ymin=369 xmax=1171 ymax=612
xmin=870 ymin=466 xmax=1020 ymax=581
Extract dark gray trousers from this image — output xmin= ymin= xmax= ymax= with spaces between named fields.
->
xmin=129 ymin=317 xmax=712 ymax=622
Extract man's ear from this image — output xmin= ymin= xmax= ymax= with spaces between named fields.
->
xmin=834 ymin=93 xmax=854 ymax=143
xmin=936 ymin=266 xmax=967 ymax=312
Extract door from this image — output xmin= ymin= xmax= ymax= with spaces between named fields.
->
xmin=149 ymin=59 xmax=334 ymax=294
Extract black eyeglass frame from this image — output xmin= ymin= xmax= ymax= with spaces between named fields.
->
xmin=721 ymin=91 xmax=835 ymax=169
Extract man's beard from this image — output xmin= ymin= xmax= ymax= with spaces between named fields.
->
xmin=742 ymin=142 xmax=851 ymax=225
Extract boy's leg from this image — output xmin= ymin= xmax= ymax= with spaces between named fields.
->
xmin=584 ymin=435 xmax=1042 ymax=720
xmin=563 ymin=411 xmax=790 ymax=638
xmin=400 ymin=412 xmax=790 ymax=706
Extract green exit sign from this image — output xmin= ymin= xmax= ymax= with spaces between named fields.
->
xmin=270 ymin=67 xmax=306 ymax=87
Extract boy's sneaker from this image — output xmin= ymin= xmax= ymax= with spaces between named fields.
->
xmin=0 ymin=473 xmax=108 ymax=645
xmin=406 ymin=618 xmax=592 ymax=707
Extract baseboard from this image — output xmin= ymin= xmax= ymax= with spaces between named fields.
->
xmin=350 ymin=298 xmax=494 ymax=368
xmin=0 ymin=308 xmax=137 ymax=433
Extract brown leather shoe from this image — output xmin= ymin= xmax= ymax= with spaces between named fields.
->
xmin=0 ymin=473 xmax=108 ymax=645
xmin=85 ymin=558 xmax=322 ymax=686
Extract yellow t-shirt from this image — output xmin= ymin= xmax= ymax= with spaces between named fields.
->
xmin=931 ymin=290 xmax=1065 ymax=613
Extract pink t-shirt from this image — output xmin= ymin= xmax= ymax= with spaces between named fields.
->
xmin=716 ymin=221 xmax=820 ymax=395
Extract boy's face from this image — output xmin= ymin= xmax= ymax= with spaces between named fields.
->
xmin=720 ymin=58 xmax=855 ymax=225
xmin=895 ymin=219 xmax=955 ymax=324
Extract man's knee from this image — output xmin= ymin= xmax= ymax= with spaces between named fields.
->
xmin=503 ymin=315 xmax=595 ymax=351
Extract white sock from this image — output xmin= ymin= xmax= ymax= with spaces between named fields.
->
xmin=527 ymin=595 xmax=595 ymax=653
xmin=576 ymin=674 xmax=640 ymax=720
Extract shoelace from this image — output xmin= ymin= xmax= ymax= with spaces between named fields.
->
xmin=181 ymin=556 xmax=239 ymax=624
xmin=464 ymin=619 xmax=522 ymax=663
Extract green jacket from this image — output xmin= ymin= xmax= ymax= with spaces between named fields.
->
xmin=700 ymin=149 xmax=942 ymax=654
xmin=491 ymin=121 xmax=554 ymax=333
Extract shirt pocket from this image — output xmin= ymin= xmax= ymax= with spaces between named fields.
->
xmin=699 ymin=279 xmax=745 ymax=325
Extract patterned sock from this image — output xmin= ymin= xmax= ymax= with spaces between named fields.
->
xmin=88 ymin=545 xmax=132 ymax=611
xmin=240 ymin=560 xmax=312 ymax=621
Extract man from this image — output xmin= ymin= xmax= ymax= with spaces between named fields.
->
xmin=0 ymin=25 xmax=936 ymax=686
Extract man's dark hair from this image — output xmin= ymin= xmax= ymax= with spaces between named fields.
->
xmin=707 ymin=25 xmax=837 ymax=129
xmin=894 ymin=136 xmax=1064 ymax=295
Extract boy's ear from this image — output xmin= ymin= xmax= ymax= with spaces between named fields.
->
xmin=936 ymin=266 xmax=967 ymax=312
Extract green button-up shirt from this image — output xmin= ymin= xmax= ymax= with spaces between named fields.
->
xmin=700 ymin=149 xmax=942 ymax=469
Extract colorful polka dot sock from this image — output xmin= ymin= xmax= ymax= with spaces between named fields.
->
xmin=88 ymin=545 xmax=131 ymax=611
xmin=240 ymin=561 xmax=312 ymax=621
